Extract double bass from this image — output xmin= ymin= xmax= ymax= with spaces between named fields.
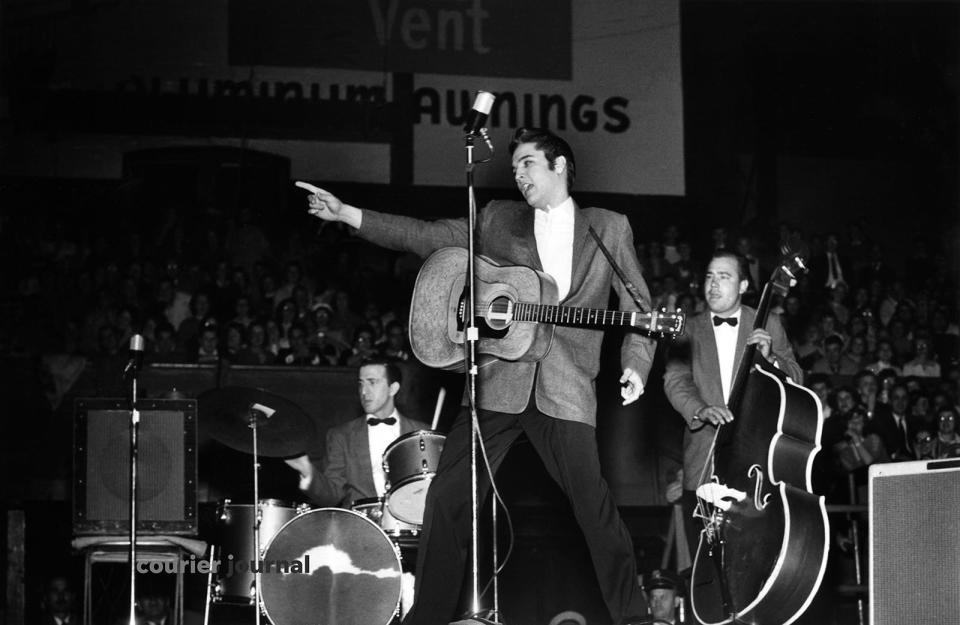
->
xmin=690 ymin=250 xmax=829 ymax=625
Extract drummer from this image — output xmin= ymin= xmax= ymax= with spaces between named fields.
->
xmin=284 ymin=357 xmax=430 ymax=509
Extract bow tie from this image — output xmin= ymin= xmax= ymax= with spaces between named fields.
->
xmin=713 ymin=316 xmax=738 ymax=327
xmin=367 ymin=416 xmax=397 ymax=426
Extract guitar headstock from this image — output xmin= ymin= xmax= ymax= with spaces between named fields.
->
xmin=641 ymin=309 xmax=686 ymax=338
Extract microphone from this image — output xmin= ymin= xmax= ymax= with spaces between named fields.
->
xmin=463 ymin=90 xmax=496 ymax=140
xmin=123 ymin=334 xmax=145 ymax=379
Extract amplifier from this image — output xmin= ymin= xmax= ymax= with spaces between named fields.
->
xmin=73 ymin=398 xmax=197 ymax=535
xmin=869 ymin=458 xmax=960 ymax=625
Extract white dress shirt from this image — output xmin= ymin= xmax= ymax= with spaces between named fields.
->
xmin=367 ymin=409 xmax=401 ymax=497
xmin=534 ymin=197 xmax=575 ymax=301
xmin=712 ymin=308 xmax=742 ymax=403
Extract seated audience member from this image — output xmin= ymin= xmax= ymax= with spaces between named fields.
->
xmin=276 ymin=298 xmax=299 ymax=350
xmin=795 ymin=324 xmax=824 ymax=371
xmin=278 ymin=323 xmax=321 ymax=366
xmin=867 ymin=381 xmax=913 ymax=460
xmin=909 ymin=391 xmax=933 ymax=431
xmin=845 ymin=334 xmax=869 ymax=370
xmin=806 ymin=373 xmax=833 ymax=420
xmin=902 ymin=335 xmax=941 ymax=379
xmin=196 ymin=324 xmax=219 ymax=364
xmin=146 ymin=321 xmax=186 ymax=364
xmin=222 ymin=322 xmax=246 ymax=362
xmin=132 ymin=580 xmax=173 ymax=625
xmin=40 ymin=575 xmax=78 ymax=625
xmin=235 ymin=321 xmax=276 ymax=365
xmin=935 ymin=408 xmax=960 ymax=458
xmin=379 ymin=320 xmax=413 ymax=362
xmin=853 ymin=370 xmax=880 ymax=418
xmin=912 ymin=428 xmax=937 ymax=460
xmin=310 ymin=302 xmax=350 ymax=362
xmin=177 ymin=291 xmax=213 ymax=353
xmin=642 ymin=569 xmax=685 ymax=625
xmin=811 ymin=335 xmax=859 ymax=379
xmin=342 ymin=324 xmax=378 ymax=368
xmin=833 ymin=406 xmax=888 ymax=477
xmin=875 ymin=367 xmax=899 ymax=404
xmin=231 ymin=295 xmax=255 ymax=329
xmin=866 ymin=340 xmax=901 ymax=375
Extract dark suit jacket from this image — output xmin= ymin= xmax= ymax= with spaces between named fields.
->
xmin=359 ymin=200 xmax=656 ymax=426
xmin=304 ymin=413 xmax=429 ymax=507
xmin=867 ymin=405 xmax=912 ymax=460
xmin=663 ymin=307 xmax=802 ymax=490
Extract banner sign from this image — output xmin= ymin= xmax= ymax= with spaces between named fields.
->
xmin=229 ymin=0 xmax=572 ymax=80
xmin=4 ymin=0 xmax=684 ymax=195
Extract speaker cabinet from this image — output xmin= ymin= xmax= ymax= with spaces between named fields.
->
xmin=869 ymin=459 xmax=960 ymax=625
xmin=73 ymin=398 xmax=198 ymax=535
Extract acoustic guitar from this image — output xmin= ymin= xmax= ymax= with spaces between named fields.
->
xmin=408 ymin=247 xmax=685 ymax=370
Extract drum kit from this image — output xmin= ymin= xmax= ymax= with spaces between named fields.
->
xmin=197 ymin=387 xmax=445 ymax=625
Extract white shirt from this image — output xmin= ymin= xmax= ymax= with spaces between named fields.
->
xmin=712 ymin=308 xmax=742 ymax=403
xmin=367 ymin=409 xmax=401 ymax=497
xmin=534 ymin=197 xmax=575 ymax=301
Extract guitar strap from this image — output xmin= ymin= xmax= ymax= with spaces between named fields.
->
xmin=587 ymin=225 xmax=649 ymax=312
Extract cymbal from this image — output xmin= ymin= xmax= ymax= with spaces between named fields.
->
xmin=198 ymin=386 xmax=314 ymax=458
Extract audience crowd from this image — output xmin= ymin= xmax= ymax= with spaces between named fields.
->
xmin=2 ymin=184 xmax=958 ymax=506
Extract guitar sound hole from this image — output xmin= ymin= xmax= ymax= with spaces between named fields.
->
xmin=485 ymin=296 xmax=513 ymax=331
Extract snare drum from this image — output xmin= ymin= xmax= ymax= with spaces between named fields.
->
xmin=383 ymin=430 xmax=445 ymax=525
xmin=260 ymin=508 xmax=402 ymax=625
xmin=351 ymin=497 xmax=420 ymax=548
xmin=213 ymin=499 xmax=309 ymax=604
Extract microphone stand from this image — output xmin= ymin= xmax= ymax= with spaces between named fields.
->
xmin=463 ymin=127 xmax=498 ymax=623
xmin=127 ymin=367 xmax=141 ymax=625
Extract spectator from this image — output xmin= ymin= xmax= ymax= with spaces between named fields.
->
xmin=806 ymin=373 xmax=833 ymax=420
xmin=902 ymin=335 xmax=941 ymax=379
xmin=146 ymin=321 xmax=186 ymax=364
xmin=231 ymin=295 xmax=255 ymax=329
xmin=278 ymin=323 xmax=320 ymax=366
xmin=235 ymin=321 xmax=276 ymax=365
xmin=222 ymin=322 xmax=246 ymax=362
xmin=642 ymin=569 xmax=684 ymax=625
xmin=935 ymin=408 xmax=960 ymax=458
xmin=177 ymin=291 xmax=213 ymax=353
xmin=380 ymin=320 xmax=413 ymax=362
xmin=865 ymin=340 xmax=901 ymax=375
xmin=868 ymin=381 xmax=913 ymax=460
xmin=196 ymin=324 xmax=219 ymax=364
xmin=810 ymin=335 xmax=858 ymax=379
xmin=833 ymin=407 xmax=888 ymax=477
xmin=40 ymin=575 xmax=78 ymax=625
xmin=342 ymin=324 xmax=378 ymax=368
xmin=912 ymin=428 xmax=937 ymax=460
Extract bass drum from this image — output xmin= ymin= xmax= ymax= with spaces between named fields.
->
xmin=260 ymin=508 xmax=402 ymax=625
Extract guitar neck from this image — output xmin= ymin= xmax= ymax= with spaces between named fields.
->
xmin=513 ymin=302 xmax=646 ymax=327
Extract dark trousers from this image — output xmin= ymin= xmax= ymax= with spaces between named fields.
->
xmin=681 ymin=489 xmax=701 ymax=564
xmin=401 ymin=403 xmax=645 ymax=625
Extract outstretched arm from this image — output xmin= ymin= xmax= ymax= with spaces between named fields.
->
xmin=299 ymin=183 xmax=470 ymax=258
